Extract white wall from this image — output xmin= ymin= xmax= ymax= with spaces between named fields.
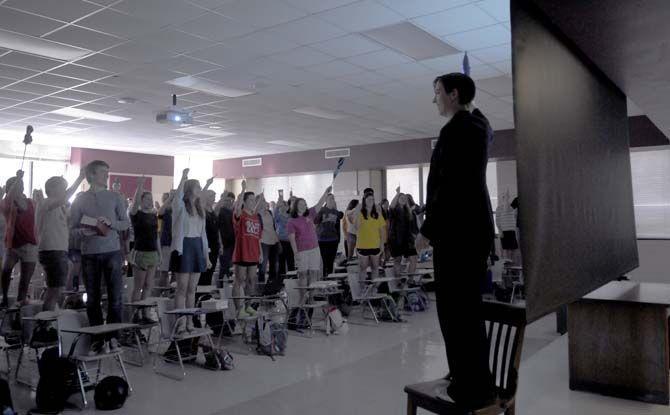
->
xmin=496 ymin=160 xmax=518 ymax=201
xmin=627 ymin=240 xmax=670 ymax=283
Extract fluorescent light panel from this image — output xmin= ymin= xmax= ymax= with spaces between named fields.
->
xmin=51 ymin=107 xmax=131 ymax=122
xmin=177 ymin=126 xmax=235 ymax=137
xmin=293 ymin=106 xmax=346 ymax=120
xmin=362 ymin=22 xmax=459 ymax=61
xmin=166 ymin=76 xmax=255 ymax=98
xmin=0 ymin=29 xmax=91 ymax=61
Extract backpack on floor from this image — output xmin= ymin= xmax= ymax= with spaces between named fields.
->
xmin=378 ymin=298 xmax=401 ymax=322
xmin=262 ymin=275 xmax=285 ymax=296
xmin=256 ymin=316 xmax=275 ymax=359
xmin=405 ymin=291 xmax=429 ymax=312
xmin=325 ymin=307 xmax=349 ymax=334
xmin=35 ymin=347 xmax=76 ymax=413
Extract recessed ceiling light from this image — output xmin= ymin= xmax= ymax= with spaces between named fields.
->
xmin=0 ymin=29 xmax=91 ymax=61
xmin=293 ymin=107 xmax=346 ymax=120
xmin=117 ymin=97 xmax=137 ymax=104
xmin=268 ymin=140 xmax=306 ymax=147
xmin=51 ymin=107 xmax=131 ymax=122
xmin=362 ymin=22 xmax=459 ymax=61
xmin=208 ymin=125 xmax=222 ymax=129
xmin=166 ymin=76 xmax=255 ymax=98
xmin=177 ymin=126 xmax=235 ymax=138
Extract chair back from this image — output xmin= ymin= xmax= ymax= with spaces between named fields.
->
xmin=346 ymin=272 xmax=365 ymax=301
xmin=57 ymin=310 xmax=90 ymax=358
xmin=283 ymin=278 xmax=301 ymax=308
xmin=482 ymin=301 xmax=526 ymax=399
xmin=156 ymin=297 xmax=176 ymax=339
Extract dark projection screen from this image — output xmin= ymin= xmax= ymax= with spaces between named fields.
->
xmin=511 ymin=0 xmax=639 ymax=322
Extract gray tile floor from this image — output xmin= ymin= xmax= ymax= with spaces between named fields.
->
xmin=6 ymin=306 xmax=662 ymax=415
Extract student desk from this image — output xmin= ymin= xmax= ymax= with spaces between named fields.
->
xmin=568 ymin=281 xmax=670 ymax=404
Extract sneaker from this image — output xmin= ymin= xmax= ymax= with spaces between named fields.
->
xmin=245 ymin=306 xmax=257 ymax=317
xmin=109 ymin=338 xmax=121 ymax=353
xmin=237 ymin=308 xmax=251 ymax=319
xmin=89 ymin=340 xmax=105 ymax=356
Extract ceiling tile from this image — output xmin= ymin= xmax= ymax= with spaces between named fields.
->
xmin=46 ymin=25 xmax=122 ymax=51
xmin=411 ymin=4 xmax=497 ymax=37
xmin=283 ymin=0 xmax=357 ymax=14
xmin=311 ymin=35 xmax=385 ymax=59
xmin=111 ymin=0 xmax=205 ymax=26
xmin=77 ymin=8 xmax=160 ymax=39
xmin=316 ymin=0 xmax=404 ymax=32
xmin=136 ymin=30 xmax=217 ymax=54
xmin=214 ymin=0 xmax=308 ymax=29
xmin=376 ymin=62 xmax=434 ymax=80
xmin=378 ymin=0 xmax=471 ymax=18
xmin=105 ymin=42 xmax=176 ymax=64
xmin=0 ymin=89 xmax=44 ymax=101
xmin=48 ymin=64 xmax=111 ymax=81
xmin=303 ymin=60 xmax=365 ymax=78
xmin=476 ymin=75 xmax=513 ymax=96
xmin=7 ymin=82 xmax=61 ymax=95
xmin=75 ymin=53 xmax=131 ymax=73
xmin=176 ymin=13 xmax=256 ymax=42
xmin=345 ymin=49 xmax=413 ymax=70
xmin=0 ymin=52 xmax=64 ymax=72
xmin=492 ymin=59 xmax=512 ymax=75
xmin=469 ymin=64 xmax=503 ymax=80
xmin=34 ymin=96 xmax=83 ymax=107
xmin=262 ymin=16 xmax=346 ymax=46
xmin=52 ymin=89 xmax=103 ymax=102
xmin=337 ymin=70 xmax=392 ymax=87
xmin=157 ymin=56 xmax=221 ymax=75
xmin=0 ymin=77 xmax=15 ymax=88
xmin=476 ymin=0 xmax=510 ymax=22
xmin=421 ymin=53 xmax=481 ymax=72
xmin=29 ymin=73 xmax=87 ymax=89
xmin=268 ymin=47 xmax=335 ymax=67
xmin=3 ymin=0 xmax=101 ymax=23
xmin=0 ymin=6 xmax=64 ymax=36
xmin=0 ymin=64 xmax=39 ymax=80
xmin=442 ymin=24 xmax=510 ymax=51
xmin=470 ymin=43 xmax=511 ymax=63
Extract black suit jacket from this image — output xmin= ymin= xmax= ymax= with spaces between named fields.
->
xmin=420 ymin=109 xmax=494 ymax=254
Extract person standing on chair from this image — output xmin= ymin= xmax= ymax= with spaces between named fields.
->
xmin=217 ymin=191 xmax=236 ymax=288
xmin=415 ymin=73 xmax=496 ymax=409
xmin=70 ymin=160 xmax=130 ymax=354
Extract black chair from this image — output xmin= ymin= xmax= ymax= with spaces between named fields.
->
xmin=404 ymin=301 xmax=526 ymax=415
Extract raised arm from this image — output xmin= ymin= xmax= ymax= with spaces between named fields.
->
xmin=158 ymin=191 xmax=174 ymax=215
xmin=390 ymin=186 xmax=401 ymax=209
xmin=203 ymin=176 xmax=215 ymax=192
xmin=311 ymin=185 xmax=332 ymax=211
xmin=5 ymin=170 xmax=27 ymax=211
xmin=130 ymin=176 xmax=146 ymax=216
xmin=173 ymin=168 xmax=189 ymax=212
xmin=251 ymin=191 xmax=264 ymax=216
xmin=233 ymin=179 xmax=246 ymax=217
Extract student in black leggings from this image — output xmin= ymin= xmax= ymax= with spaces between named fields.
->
xmin=315 ymin=193 xmax=343 ymax=277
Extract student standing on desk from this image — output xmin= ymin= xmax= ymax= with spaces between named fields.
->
xmin=35 ymin=169 xmax=86 ymax=311
xmin=169 ymin=169 xmax=210 ymax=333
xmin=354 ymin=194 xmax=385 ymax=283
xmin=70 ymin=160 xmax=130 ymax=355
xmin=415 ymin=73 xmax=496 ymax=409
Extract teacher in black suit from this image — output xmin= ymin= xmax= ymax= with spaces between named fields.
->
xmin=415 ymin=73 xmax=496 ymax=409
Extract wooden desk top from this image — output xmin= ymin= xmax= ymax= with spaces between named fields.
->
xmin=583 ymin=281 xmax=670 ymax=306
xmin=61 ymin=323 xmax=138 ymax=335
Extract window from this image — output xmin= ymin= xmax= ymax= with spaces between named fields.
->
xmin=630 ymin=149 xmax=670 ymax=238
xmin=386 ymin=167 xmax=420 ymax=204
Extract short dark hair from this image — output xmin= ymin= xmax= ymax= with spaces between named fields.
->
xmin=5 ymin=177 xmax=20 ymax=192
xmin=346 ymin=199 xmax=359 ymax=211
xmin=363 ymin=188 xmax=374 ymax=196
xmin=434 ymin=73 xmax=476 ymax=105
xmin=141 ymin=191 xmax=152 ymax=201
xmin=85 ymin=160 xmax=109 ymax=184
xmin=45 ymin=176 xmax=67 ymax=197
xmin=226 ymin=192 xmax=236 ymax=199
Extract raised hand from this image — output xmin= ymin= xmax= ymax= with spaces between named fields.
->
xmin=181 ymin=168 xmax=189 ymax=180
xmin=396 ymin=186 xmax=400 ymax=194
xmin=325 ymin=185 xmax=333 ymax=194
xmin=241 ymin=180 xmax=247 ymax=191
xmin=206 ymin=176 xmax=215 ymax=187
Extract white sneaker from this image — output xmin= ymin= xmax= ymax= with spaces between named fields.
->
xmin=245 ymin=306 xmax=257 ymax=316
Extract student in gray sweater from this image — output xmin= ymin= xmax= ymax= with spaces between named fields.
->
xmin=70 ymin=160 xmax=130 ymax=355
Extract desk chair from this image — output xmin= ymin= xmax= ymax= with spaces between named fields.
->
xmin=284 ymin=278 xmax=328 ymax=336
xmin=15 ymin=306 xmax=58 ymax=388
xmin=345 ymin=273 xmax=396 ymax=324
xmin=404 ymin=301 xmax=526 ymax=415
xmin=57 ymin=311 xmax=132 ymax=408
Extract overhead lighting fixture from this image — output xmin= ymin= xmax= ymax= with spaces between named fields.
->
xmin=208 ymin=125 xmax=222 ymax=129
xmin=177 ymin=126 xmax=235 ymax=138
xmin=51 ymin=107 xmax=131 ymax=122
xmin=268 ymin=140 xmax=306 ymax=147
xmin=0 ymin=29 xmax=91 ymax=61
xmin=117 ymin=97 xmax=137 ymax=104
xmin=362 ymin=22 xmax=459 ymax=61
xmin=166 ymin=76 xmax=255 ymax=98
xmin=293 ymin=107 xmax=346 ymax=120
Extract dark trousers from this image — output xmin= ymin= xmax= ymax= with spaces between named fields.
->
xmin=218 ymin=245 xmax=234 ymax=288
xmin=318 ymin=240 xmax=339 ymax=277
xmin=199 ymin=248 xmax=219 ymax=286
xmin=258 ymin=242 xmax=279 ymax=283
xmin=278 ymin=240 xmax=295 ymax=276
xmin=82 ymin=251 xmax=123 ymax=338
xmin=433 ymin=244 xmax=495 ymax=402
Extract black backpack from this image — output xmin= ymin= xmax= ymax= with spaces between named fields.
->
xmin=0 ymin=379 xmax=14 ymax=415
xmin=35 ymin=347 xmax=77 ymax=413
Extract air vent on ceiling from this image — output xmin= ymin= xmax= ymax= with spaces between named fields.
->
xmin=242 ymin=157 xmax=262 ymax=167
xmin=431 ymin=139 xmax=438 ymax=149
xmin=325 ymin=148 xmax=350 ymax=159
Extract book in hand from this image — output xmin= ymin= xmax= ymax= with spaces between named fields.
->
xmin=80 ymin=215 xmax=111 ymax=236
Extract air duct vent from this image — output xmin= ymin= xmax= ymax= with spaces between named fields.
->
xmin=242 ymin=157 xmax=262 ymax=167
xmin=325 ymin=148 xmax=350 ymax=159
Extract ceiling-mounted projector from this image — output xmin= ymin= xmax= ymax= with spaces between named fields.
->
xmin=156 ymin=94 xmax=193 ymax=126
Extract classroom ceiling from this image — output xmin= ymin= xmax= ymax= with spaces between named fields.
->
xmin=0 ymin=0 xmax=643 ymax=158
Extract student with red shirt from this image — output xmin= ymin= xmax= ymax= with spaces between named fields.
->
xmin=1 ymin=170 xmax=38 ymax=308
xmin=232 ymin=180 xmax=262 ymax=318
